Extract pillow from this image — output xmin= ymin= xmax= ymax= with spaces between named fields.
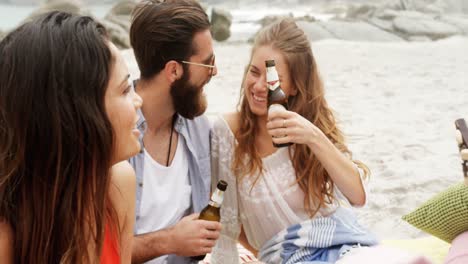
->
xmin=335 ymin=245 xmax=433 ymax=264
xmin=402 ymin=183 xmax=468 ymax=243
xmin=383 ymin=236 xmax=449 ymax=264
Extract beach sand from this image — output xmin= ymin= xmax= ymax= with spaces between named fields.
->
xmin=123 ymin=36 xmax=468 ymax=240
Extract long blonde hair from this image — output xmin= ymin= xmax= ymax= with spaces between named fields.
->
xmin=232 ymin=18 xmax=369 ymax=217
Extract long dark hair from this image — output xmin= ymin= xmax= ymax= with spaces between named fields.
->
xmin=0 ymin=11 xmax=117 ymax=263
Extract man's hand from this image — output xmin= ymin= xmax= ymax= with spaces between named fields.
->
xmin=169 ymin=213 xmax=222 ymax=256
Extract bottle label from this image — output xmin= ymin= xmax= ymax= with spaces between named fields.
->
xmin=268 ymin=104 xmax=286 ymax=114
xmin=266 ymin=67 xmax=280 ymax=91
xmin=209 ymin=189 xmax=224 ymax=208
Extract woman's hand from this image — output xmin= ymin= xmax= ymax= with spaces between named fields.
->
xmin=266 ymin=109 xmax=324 ymax=147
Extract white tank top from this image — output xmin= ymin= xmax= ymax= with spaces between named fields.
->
xmin=136 ymin=137 xmax=192 ymax=264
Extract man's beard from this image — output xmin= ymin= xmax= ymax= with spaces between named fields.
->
xmin=170 ymin=71 xmax=207 ymax=119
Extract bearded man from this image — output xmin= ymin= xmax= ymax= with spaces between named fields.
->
xmin=128 ymin=1 xmax=220 ymax=263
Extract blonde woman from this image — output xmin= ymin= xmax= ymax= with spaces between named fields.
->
xmin=210 ymin=18 xmax=377 ymax=264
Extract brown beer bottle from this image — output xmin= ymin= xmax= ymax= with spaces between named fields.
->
xmin=191 ymin=180 xmax=228 ymax=261
xmin=266 ymin=59 xmax=292 ymax=148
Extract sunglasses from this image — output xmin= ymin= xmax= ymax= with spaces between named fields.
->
xmin=181 ymin=55 xmax=216 ymax=77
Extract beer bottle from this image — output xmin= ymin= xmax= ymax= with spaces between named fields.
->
xmin=266 ymin=59 xmax=292 ymax=148
xmin=191 ymin=180 xmax=228 ymax=261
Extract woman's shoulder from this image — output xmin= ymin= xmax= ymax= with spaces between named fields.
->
xmin=110 ymin=161 xmax=136 ymax=188
xmin=108 ymin=161 xmax=136 ymax=216
xmin=212 ymin=112 xmax=240 ymax=137
xmin=0 ymin=220 xmax=14 ymax=263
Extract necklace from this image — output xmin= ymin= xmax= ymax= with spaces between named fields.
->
xmin=166 ymin=114 xmax=176 ymax=166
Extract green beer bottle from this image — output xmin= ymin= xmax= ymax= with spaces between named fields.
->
xmin=191 ymin=180 xmax=228 ymax=261
xmin=266 ymin=59 xmax=292 ymax=148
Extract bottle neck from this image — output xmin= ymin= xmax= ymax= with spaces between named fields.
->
xmin=208 ymin=200 xmax=221 ymax=208
xmin=209 ymin=188 xmax=224 ymax=208
xmin=266 ymin=66 xmax=280 ymax=91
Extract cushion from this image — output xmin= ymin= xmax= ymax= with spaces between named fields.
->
xmin=383 ymin=236 xmax=450 ymax=264
xmin=336 ymin=244 xmax=433 ymax=264
xmin=402 ymin=183 xmax=468 ymax=243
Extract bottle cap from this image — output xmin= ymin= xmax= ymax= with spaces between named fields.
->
xmin=217 ymin=180 xmax=228 ymax=191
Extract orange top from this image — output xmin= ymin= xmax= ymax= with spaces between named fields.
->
xmin=100 ymin=223 xmax=120 ymax=264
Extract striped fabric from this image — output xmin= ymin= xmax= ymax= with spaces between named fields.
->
xmin=258 ymin=207 xmax=378 ymax=264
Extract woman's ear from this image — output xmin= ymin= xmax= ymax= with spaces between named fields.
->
xmin=164 ymin=60 xmax=183 ymax=83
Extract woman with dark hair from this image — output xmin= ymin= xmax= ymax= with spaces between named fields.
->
xmin=0 ymin=11 xmax=142 ymax=263
xmin=210 ymin=18 xmax=377 ymax=263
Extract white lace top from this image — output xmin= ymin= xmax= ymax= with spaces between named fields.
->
xmin=210 ymin=115 xmax=367 ymax=264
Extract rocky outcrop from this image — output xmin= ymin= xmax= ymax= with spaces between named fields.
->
xmin=251 ymin=0 xmax=468 ymax=43
xmin=295 ymin=20 xmax=334 ymax=41
xmin=102 ymin=0 xmax=136 ymax=49
xmin=210 ymin=8 xmax=232 ymax=41
xmin=260 ymin=16 xmax=403 ymax=43
xmin=19 ymin=0 xmax=135 ymax=49
xmin=318 ymin=20 xmax=403 ymax=41
xmin=440 ymin=15 xmax=468 ymax=34
xmin=393 ymin=16 xmax=460 ymax=39
xmin=338 ymin=0 xmax=468 ymax=41
xmin=23 ymin=0 xmax=90 ymax=23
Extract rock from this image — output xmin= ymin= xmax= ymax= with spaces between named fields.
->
xmin=0 ymin=30 xmax=4 ymax=41
xmin=23 ymin=0 xmax=91 ymax=23
xmin=375 ymin=9 xmax=401 ymax=20
xmin=407 ymin=35 xmax=432 ymax=41
xmin=367 ymin=17 xmax=395 ymax=32
xmin=393 ymin=16 xmax=460 ymax=39
xmin=382 ymin=0 xmax=468 ymax=14
xmin=322 ymin=3 xmax=349 ymax=16
xmin=295 ymin=14 xmax=317 ymax=23
xmin=99 ymin=19 xmax=130 ymax=49
xmin=100 ymin=0 xmax=137 ymax=49
xmin=346 ymin=4 xmax=378 ymax=20
xmin=441 ymin=0 xmax=468 ymax=14
xmin=211 ymin=7 xmax=232 ymax=41
xmin=259 ymin=14 xmax=293 ymax=28
xmin=105 ymin=14 xmax=131 ymax=33
xmin=440 ymin=15 xmax=468 ymax=34
xmin=103 ymin=0 xmax=137 ymax=33
xmin=296 ymin=21 xmax=334 ymax=41
xmin=381 ymin=10 xmax=434 ymax=20
xmin=318 ymin=20 xmax=403 ymax=42
xmin=106 ymin=0 xmax=136 ymax=16
xmin=212 ymin=24 xmax=231 ymax=42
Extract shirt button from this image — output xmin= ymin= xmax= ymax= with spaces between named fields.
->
xmin=139 ymin=183 xmax=143 ymax=187
xmin=136 ymin=215 xmax=140 ymax=220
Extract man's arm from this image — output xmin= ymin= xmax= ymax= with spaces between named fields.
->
xmin=132 ymin=228 xmax=174 ymax=264
xmin=132 ymin=213 xmax=222 ymax=264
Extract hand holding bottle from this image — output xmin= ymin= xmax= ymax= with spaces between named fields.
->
xmin=191 ymin=180 xmax=228 ymax=261
xmin=266 ymin=109 xmax=325 ymax=148
xmin=169 ymin=213 xmax=221 ymax=257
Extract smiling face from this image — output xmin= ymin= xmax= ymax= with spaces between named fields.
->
xmin=244 ymin=45 xmax=296 ymax=116
xmin=105 ymin=43 xmax=143 ymax=164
